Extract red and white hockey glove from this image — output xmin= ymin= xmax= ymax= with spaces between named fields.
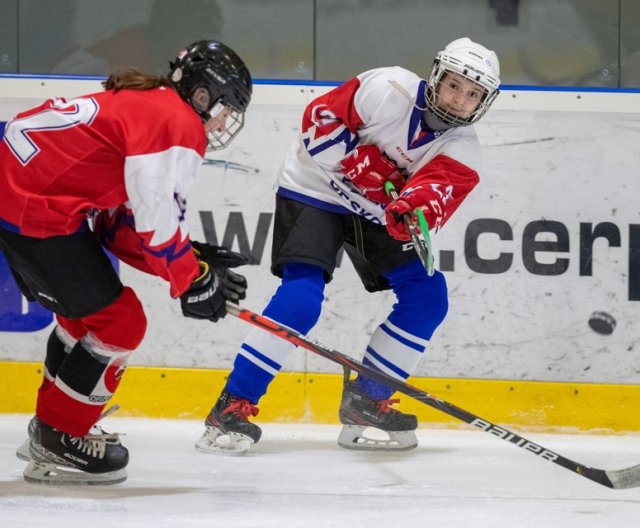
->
xmin=385 ymin=184 xmax=433 ymax=241
xmin=340 ymin=144 xmax=405 ymax=205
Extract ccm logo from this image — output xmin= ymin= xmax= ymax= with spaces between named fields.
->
xmin=402 ymin=243 xmax=414 ymax=252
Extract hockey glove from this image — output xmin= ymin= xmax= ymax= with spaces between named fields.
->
xmin=180 ymin=261 xmax=227 ymax=322
xmin=214 ymin=267 xmax=247 ymax=302
xmin=191 ymin=240 xmax=249 ymax=268
xmin=340 ymin=144 xmax=405 ymax=205
xmin=385 ymin=185 xmax=433 ymax=242
xmin=191 ymin=241 xmax=248 ymax=302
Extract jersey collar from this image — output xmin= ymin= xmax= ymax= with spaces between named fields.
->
xmin=407 ymin=80 xmax=445 ymax=150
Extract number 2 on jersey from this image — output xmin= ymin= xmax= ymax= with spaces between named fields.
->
xmin=3 ymin=97 xmax=99 ymax=165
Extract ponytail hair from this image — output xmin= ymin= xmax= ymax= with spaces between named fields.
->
xmin=103 ymin=68 xmax=176 ymax=92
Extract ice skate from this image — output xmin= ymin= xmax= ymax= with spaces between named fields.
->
xmin=195 ymin=389 xmax=261 ymax=456
xmin=338 ymin=380 xmax=418 ymax=451
xmin=23 ymin=417 xmax=128 ymax=485
xmin=16 ymin=405 xmax=121 ymax=462
xmin=15 ymin=415 xmax=37 ymax=461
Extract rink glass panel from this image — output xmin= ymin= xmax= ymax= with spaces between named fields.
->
xmin=0 ymin=0 xmax=637 ymax=88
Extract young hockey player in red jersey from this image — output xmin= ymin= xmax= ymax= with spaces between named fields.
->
xmin=195 ymin=38 xmax=501 ymax=455
xmin=0 ymin=40 xmax=252 ymax=484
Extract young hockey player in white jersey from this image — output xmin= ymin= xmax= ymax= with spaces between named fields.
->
xmin=196 ymin=38 xmax=501 ymax=454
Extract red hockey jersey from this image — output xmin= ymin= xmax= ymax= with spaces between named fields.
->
xmin=0 ymin=87 xmax=206 ymax=297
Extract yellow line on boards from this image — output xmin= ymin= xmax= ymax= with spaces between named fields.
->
xmin=1 ymin=361 xmax=638 ymax=432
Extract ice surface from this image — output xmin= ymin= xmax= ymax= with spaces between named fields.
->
xmin=1 ymin=415 xmax=639 ymax=527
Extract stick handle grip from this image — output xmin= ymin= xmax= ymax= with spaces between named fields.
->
xmin=384 ymin=181 xmax=434 ymax=275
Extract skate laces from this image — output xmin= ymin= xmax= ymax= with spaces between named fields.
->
xmin=68 ymin=434 xmax=108 ymax=459
xmin=89 ymin=404 xmax=123 ymax=443
xmin=87 ymin=426 xmax=121 ymax=444
xmin=376 ymin=398 xmax=401 ymax=414
xmin=66 ymin=405 xmax=123 ymax=459
xmin=224 ymin=398 xmax=259 ymax=420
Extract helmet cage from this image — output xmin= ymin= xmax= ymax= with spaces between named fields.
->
xmin=190 ymin=87 xmax=245 ymax=151
xmin=205 ymin=105 xmax=245 ymax=151
xmin=426 ymin=67 xmax=499 ymax=127
xmin=425 ymin=43 xmax=500 ymax=127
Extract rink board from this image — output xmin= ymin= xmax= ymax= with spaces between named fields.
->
xmin=1 ymin=79 xmax=640 ymax=421
xmin=1 ymin=360 xmax=637 ymax=432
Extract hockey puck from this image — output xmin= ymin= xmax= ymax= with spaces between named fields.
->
xmin=588 ymin=311 xmax=616 ymax=335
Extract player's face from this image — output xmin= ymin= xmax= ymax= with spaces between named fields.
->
xmin=435 ymin=72 xmax=484 ymax=119
xmin=204 ymin=106 xmax=231 ymax=134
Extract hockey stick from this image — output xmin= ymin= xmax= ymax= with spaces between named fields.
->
xmin=227 ymin=301 xmax=640 ymax=489
xmin=384 ymin=182 xmax=434 ymax=276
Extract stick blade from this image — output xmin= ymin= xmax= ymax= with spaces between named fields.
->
xmin=606 ymin=464 xmax=640 ymax=489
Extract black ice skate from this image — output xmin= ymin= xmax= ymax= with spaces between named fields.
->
xmin=23 ymin=417 xmax=128 ymax=485
xmin=195 ymin=389 xmax=261 ymax=455
xmin=338 ymin=380 xmax=418 ymax=451
xmin=16 ymin=405 xmax=122 ymax=462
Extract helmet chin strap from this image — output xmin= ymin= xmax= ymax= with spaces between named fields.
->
xmin=422 ymin=108 xmax=455 ymax=131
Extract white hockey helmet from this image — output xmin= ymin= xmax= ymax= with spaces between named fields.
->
xmin=425 ymin=37 xmax=501 ymax=127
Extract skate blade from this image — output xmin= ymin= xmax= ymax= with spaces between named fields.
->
xmin=23 ymin=460 xmax=127 ymax=486
xmin=195 ymin=426 xmax=253 ymax=456
xmin=337 ymin=425 xmax=418 ymax=452
xmin=15 ymin=439 xmax=31 ymax=462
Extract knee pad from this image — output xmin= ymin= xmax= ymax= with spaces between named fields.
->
xmin=386 ymin=260 xmax=448 ymax=340
xmin=79 ymin=286 xmax=147 ymax=351
xmin=263 ymin=262 xmax=325 ymax=334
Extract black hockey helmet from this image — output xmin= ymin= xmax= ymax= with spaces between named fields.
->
xmin=169 ymin=40 xmax=252 ymax=150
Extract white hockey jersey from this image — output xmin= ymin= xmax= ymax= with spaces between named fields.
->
xmin=277 ymin=67 xmax=482 ymax=230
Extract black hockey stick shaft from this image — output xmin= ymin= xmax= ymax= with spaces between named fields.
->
xmin=227 ymin=302 xmax=640 ymax=489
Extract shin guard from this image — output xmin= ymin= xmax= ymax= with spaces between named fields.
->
xmin=36 ymin=338 xmax=132 ymax=436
